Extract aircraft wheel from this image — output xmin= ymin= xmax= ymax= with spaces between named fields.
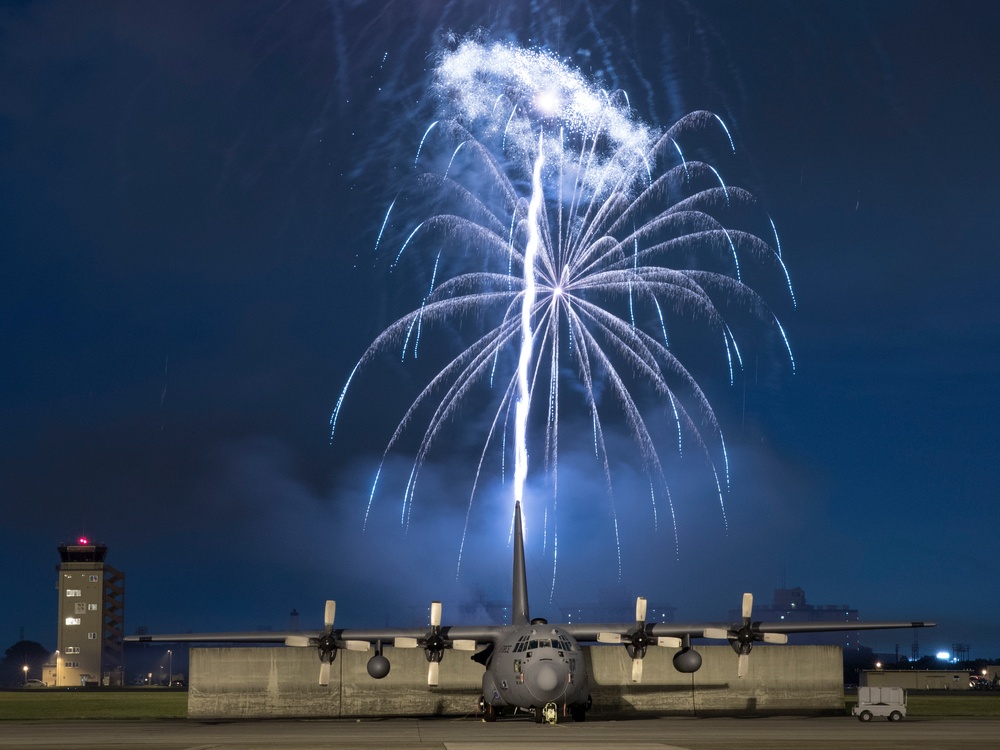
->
xmin=858 ymin=710 xmax=872 ymax=722
xmin=889 ymin=711 xmax=902 ymax=722
xmin=570 ymin=704 xmax=587 ymax=722
xmin=534 ymin=707 xmax=545 ymax=723
xmin=483 ymin=701 xmax=497 ymax=722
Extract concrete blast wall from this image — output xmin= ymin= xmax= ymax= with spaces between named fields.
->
xmin=188 ymin=645 xmax=843 ymax=719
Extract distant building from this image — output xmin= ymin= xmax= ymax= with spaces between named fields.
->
xmin=729 ymin=587 xmax=860 ymax=648
xmin=862 ymin=669 xmax=971 ymax=690
xmin=54 ymin=539 xmax=125 ymax=686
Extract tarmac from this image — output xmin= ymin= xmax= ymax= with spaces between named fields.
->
xmin=2 ymin=715 xmax=998 ymax=749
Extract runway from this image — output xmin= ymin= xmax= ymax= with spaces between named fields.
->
xmin=2 ymin=716 xmax=997 ymax=750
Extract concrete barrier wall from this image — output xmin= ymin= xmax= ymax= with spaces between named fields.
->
xmin=585 ymin=645 xmax=843 ymax=717
xmin=189 ymin=644 xmax=843 ymax=719
xmin=690 ymin=645 xmax=843 ymax=714
xmin=188 ymin=648 xmax=340 ymax=718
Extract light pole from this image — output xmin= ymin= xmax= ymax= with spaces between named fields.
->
xmin=22 ymin=665 xmax=28 ymax=686
xmin=167 ymin=650 xmax=172 ymax=687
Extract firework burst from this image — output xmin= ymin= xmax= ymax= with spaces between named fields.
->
xmin=332 ymin=40 xmax=794 ymax=586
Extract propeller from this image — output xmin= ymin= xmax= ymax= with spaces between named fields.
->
xmin=283 ymin=600 xmax=371 ymax=686
xmin=424 ymin=601 xmax=445 ymax=686
xmin=597 ymin=597 xmax=681 ymax=683
xmin=393 ymin=600 xmax=459 ymax=687
xmin=317 ymin=600 xmax=337 ymax=686
xmin=703 ymin=593 xmax=788 ymax=678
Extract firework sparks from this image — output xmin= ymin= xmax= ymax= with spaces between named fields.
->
xmin=332 ymin=40 xmax=794 ymax=586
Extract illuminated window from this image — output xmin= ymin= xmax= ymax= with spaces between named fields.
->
xmin=89 ymin=575 xmax=99 ymax=582
xmin=66 ymin=589 xmax=82 ymax=597
xmin=87 ymin=603 xmax=98 ymax=611
xmin=87 ymin=632 xmax=97 ymax=640
xmin=65 ymin=647 xmax=80 ymax=654
xmin=65 ymin=617 xmax=81 ymax=626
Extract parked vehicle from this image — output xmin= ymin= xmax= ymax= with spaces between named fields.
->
xmin=853 ymin=686 xmax=906 ymax=722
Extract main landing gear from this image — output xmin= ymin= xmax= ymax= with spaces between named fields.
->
xmin=478 ymin=696 xmax=500 ymax=722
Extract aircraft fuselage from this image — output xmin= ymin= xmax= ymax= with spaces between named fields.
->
xmin=481 ymin=623 xmax=589 ymax=718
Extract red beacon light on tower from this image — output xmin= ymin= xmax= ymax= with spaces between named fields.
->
xmin=78 ymin=537 xmax=89 ymax=545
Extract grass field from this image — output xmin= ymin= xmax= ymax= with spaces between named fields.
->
xmin=0 ymin=690 xmax=187 ymax=720
xmin=2 ymin=689 xmax=998 ymax=720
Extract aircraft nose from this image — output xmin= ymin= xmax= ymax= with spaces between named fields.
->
xmin=537 ymin=664 xmax=558 ymax=692
xmin=527 ymin=660 xmax=569 ymax=703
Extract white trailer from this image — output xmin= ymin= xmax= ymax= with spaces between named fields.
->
xmin=853 ymin=686 xmax=907 ymax=721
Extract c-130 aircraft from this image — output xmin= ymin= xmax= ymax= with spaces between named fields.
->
xmin=128 ymin=501 xmax=934 ymax=723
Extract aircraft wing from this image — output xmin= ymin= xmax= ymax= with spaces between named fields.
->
xmin=125 ymin=625 xmax=504 ymax=646
xmin=562 ymin=619 xmax=935 ymax=643
xmin=562 ymin=596 xmax=934 ymax=681
xmin=730 ymin=620 xmax=937 ymax=635
xmin=126 ymin=631 xmax=308 ymax=643
xmin=123 ymin=601 xmax=506 ymax=687
xmin=125 ymin=625 xmax=503 ymax=690
xmin=562 ymin=592 xmax=934 ymax=645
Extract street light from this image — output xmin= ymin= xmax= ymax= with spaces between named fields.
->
xmin=22 ymin=665 xmax=28 ymax=686
xmin=167 ymin=650 xmax=172 ymax=687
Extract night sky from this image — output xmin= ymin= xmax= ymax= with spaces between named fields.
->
xmin=3 ymin=1 xmax=998 ymax=661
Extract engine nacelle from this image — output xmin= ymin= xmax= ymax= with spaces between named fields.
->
xmin=672 ymin=647 xmax=702 ymax=673
xmin=367 ymin=654 xmax=391 ymax=679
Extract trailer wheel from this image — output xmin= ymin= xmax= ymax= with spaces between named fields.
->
xmin=858 ymin=710 xmax=873 ymax=722
xmin=889 ymin=711 xmax=902 ymax=722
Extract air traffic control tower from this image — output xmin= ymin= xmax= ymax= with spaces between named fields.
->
xmin=55 ymin=539 xmax=125 ymax=686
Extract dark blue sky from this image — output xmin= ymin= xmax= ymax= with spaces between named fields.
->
xmin=2 ymin=0 xmax=998 ymax=660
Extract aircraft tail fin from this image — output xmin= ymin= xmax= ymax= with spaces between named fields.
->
xmin=512 ymin=501 xmax=529 ymax=626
